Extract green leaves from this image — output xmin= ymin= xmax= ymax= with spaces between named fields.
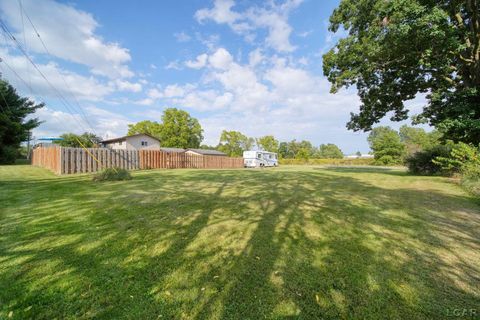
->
xmin=159 ymin=108 xmax=203 ymax=149
xmin=317 ymin=144 xmax=344 ymax=159
xmin=256 ymin=136 xmax=279 ymax=153
xmin=55 ymin=132 xmax=102 ymax=148
xmin=127 ymin=108 xmax=204 ymax=149
xmin=367 ymin=126 xmax=406 ymax=164
xmin=127 ymin=120 xmax=162 ymax=139
xmin=217 ymin=130 xmax=254 ymax=157
xmin=324 ymin=0 xmax=480 ymax=143
xmin=0 ymin=79 xmax=43 ymax=164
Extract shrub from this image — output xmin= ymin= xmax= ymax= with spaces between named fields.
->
xmin=93 ymin=168 xmax=132 ymax=182
xmin=434 ymin=142 xmax=480 ymax=174
xmin=405 ymin=145 xmax=451 ymax=175
xmin=434 ymin=143 xmax=480 ymax=196
xmin=374 ymin=155 xmax=397 ymax=165
xmin=461 ymin=172 xmax=480 ymax=197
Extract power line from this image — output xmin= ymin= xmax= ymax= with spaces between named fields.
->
xmin=4 ymin=12 xmax=135 ymax=168
xmin=0 ymin=58 xmax=35 ymax=93
xmin=0 ymin=17 xmax=135 ymax=168
xmin=18 ymin=0 xmax=32 ymax=94
xmin=19 ymin=4 xmax=96 ymax=133
xmin=0 ymin=19 xmax=91 ymax=134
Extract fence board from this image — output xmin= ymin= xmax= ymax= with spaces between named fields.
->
xmin=137 ymin=150 xmax=243 ymax=170
xmin=32 ymin=147 xmax=242 ymax=174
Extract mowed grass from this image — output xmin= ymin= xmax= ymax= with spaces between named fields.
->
xmin=0 ymin=165 xmax=479 ymax=319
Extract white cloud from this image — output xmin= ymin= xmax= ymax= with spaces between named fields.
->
xmin=154 ymin=47 xmax=371 ymax=151
xmin=85 ymin=106 xmax=131 ymax=138
xmin=173 ymin=90 xmax=233 ymax=111
xmin=185 ymin=53 xmax=208 ymax=69
xmin=195 ymin=33 xmax=221 ymax=50
xmin=115 ymin=80 xmax=142 ymax=93
xmin=298 ymin=30 xmax=313 ymax=38
xmin=0 ymin=48 xmax=113 ymax=101
xmin=195 ymin=0 xmax=239 ymax=25
xmin=165 ymin=60 xmax=183 ymax=70
xmin=0 ymin=0 xmax=133 ymax=79
xmin=195 ymin=0 xmax=302 ymax=52
xmin=298 ymin=57 xmax=308 ymax=66
xmin=147 ymin=88 xmax=163 ymax=99
xmin=174 ymin=31 xmax=191 ymax=42
xmin=163 ymin=84 xmax=186 ymax=98
xmin=31 ymin=105 xmax=131 ymax=139
xmin=248 ymin=48 xmax=264 ymax=67
xmin=134 ymin=88 xmax=163 ymax=106
xmin=248 ymin=5 xmax=298 ymax=52
xmin=208 ymin=48 xmax=233 ymax=70
xmin=135 ymin=98 xmax=155 ymax=106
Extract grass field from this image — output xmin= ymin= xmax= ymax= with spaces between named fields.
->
xmin=1 ymin=165 xmax=479 ymax=319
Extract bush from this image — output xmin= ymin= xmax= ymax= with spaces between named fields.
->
xmin=461 ymin=174 xmax=480 ymax=197
xmin=374 ymin=155 xmax=397 ymax=165
xmin=434 ymin=142 xmax=480 ymax=174
xmin=93 ymin=168 xmax=132 ymax=182
xmin=434 ymin=142 xmax=480 ymax=196
xmin=405 ymin=145 xmax=451 ymax=175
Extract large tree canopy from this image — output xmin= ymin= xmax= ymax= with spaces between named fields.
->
xmin=278 ymin=140 xmax=316 ymax=159
xmin=127 ymin=108 xmax=203 ymax=148
xmin=159 ymin=108 xmax=203 ymax=148
xmin=399 ymin=125 xmax=442 ymax=155
xmin=368 ymin=126 xmax=406 ymax=164
xmin=0 ymin=79 xmax=42 ymax=164
xmin=317 ymin=143 xmax=344 ymax=159
xmin=217 ymin=130 xmax=254 ymax=157
xmin=323 ymin=0 xmax=480 ymax=143
xmin=256 ymin=135 xmax=279 ymax=152
xmin=127 ymin=120 xmax=162 ymax=139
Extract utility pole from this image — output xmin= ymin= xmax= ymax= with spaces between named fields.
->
xmin=26 ymin=130 xmax=31 ymax=160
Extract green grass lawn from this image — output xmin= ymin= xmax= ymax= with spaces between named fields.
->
xmin=1 ymin=165 xmax=479 ymax=319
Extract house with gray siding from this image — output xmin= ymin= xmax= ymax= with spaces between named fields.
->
xmin=101 ymin=134 xmax=160 ymax=150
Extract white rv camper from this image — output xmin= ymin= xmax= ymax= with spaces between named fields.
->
xmin=243 ymin=151 xmax=278 ymax=168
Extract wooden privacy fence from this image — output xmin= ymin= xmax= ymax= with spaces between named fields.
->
xmin=31 ymin=145 xmax=62 ymax=174
xmin=139 ymin=150 xmax=244 ymax=169
xmin=32 ymin=147 xmax=243 ymax=174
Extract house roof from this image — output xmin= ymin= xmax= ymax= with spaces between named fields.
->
xmin=101 ymin=133 xmax=159 ymax=144
xmin=186 ymin=148 xmax=227 ymax=156
xmin=160 ymin=147 xmax=185 ymax=153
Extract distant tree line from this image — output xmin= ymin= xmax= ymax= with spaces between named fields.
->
xmin=215 ymin=131 xmax=345 ymax=159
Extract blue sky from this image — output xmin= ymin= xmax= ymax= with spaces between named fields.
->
xmin=0 ymin=0 xmax=426 ymax=153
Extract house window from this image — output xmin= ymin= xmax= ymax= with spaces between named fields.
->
xmin=118 ymin=141 xmax=123 ymax=145
xmin=141 ymin=141 xmax=148 ymax=146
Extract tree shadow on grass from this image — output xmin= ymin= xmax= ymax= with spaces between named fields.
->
xmin=318 ymin=166 xmax=408 ymax=177
xmin=1 ymin=167 xmax=479 ymax=319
